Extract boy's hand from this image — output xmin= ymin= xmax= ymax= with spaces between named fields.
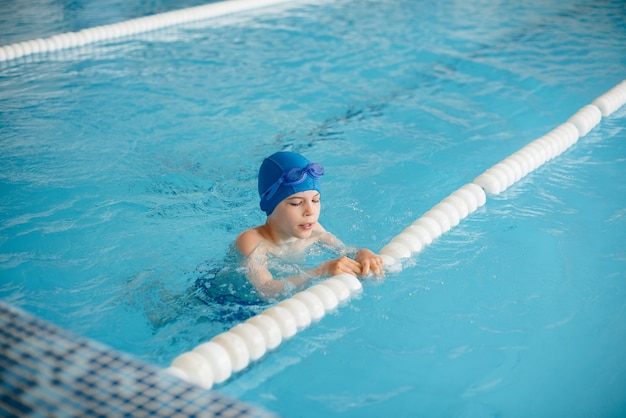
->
xmin=355 ymin=249 xmax=385 ymax=278
xmin=322 ymin=256 xmax=362 ymax=277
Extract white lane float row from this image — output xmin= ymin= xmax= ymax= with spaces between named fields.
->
xmin=168 ymin=79 xmax=626 ymax=390
xmin=0 ymin=0 xmax=296 ymax=62
xmin=379 ymin=79 xmax=626 ymax=267
xmin=379 ymin=183 xmax=487 ymax=267
xmin=166 ymin=274 xmax=363 ymax=389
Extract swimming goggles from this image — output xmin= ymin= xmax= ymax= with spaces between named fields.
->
xmin=261 ymin=163 xmax=324 ymax=201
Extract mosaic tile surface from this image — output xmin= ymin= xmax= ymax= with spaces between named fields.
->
xmin=0 ymin=302 xmax=277 ymax=418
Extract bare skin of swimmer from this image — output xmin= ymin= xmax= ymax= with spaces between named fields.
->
xmin=236 ymin=190 xmax=384 ymax=300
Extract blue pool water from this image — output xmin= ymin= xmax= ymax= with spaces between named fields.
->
xmin=1 ymin=0 xmax=626 ymax=416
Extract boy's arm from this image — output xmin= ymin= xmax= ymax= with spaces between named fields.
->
xmin=242 ymin=244 xmax=362 ymax=301
xmin=236 ymin=226 xmax=372 ymax=301
xmin=243 ymin=249 xmax=310 ymax=302
xmin=237 ymin=230 xmax=310 ymax=301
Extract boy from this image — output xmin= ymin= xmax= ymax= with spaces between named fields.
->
xmin=236 ymin=151 xmax=384 ymax=301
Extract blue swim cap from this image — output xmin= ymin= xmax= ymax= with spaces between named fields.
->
xmin=258 ymin=151 xmax=323 ymax=215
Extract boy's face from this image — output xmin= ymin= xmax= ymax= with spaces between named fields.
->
xmin=268 ymin=190 xmax=321 ymax=241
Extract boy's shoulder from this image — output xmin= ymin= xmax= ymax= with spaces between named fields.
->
xmin=236 ymin=227 xmax=265 ymax=257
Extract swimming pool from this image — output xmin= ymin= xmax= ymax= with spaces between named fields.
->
xmin=1 ymin=0 xmax=625 ymax=416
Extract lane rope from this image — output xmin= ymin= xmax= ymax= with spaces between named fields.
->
xmin=0 ymin=0 xmax=297 ymax=63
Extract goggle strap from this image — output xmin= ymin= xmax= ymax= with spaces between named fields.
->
xmin=262 ymin=178 xmax=283 ymax=201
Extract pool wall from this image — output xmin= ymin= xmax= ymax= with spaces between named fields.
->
xmin=0 ymin=302 xmax=275 ymax=417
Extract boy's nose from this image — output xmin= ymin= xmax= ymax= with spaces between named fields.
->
xmin=303 ymin=202 xmax=314 ymax=215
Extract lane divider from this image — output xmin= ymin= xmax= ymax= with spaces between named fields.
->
xmin=0 ymin=0 xmax=297 ymax=63
xmin=167 ymin=79 xmax=625 ymax=390
xmin=380 ymin=80 xmax=625 ymax=265
xmin=380 ymin=183 xmax=486 ymax=266
xmin=167 ymin=273 xmax=362 ymax=388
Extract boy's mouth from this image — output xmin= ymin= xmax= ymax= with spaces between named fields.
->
xmin=300 ymin=223 xmax=313 ymax=230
